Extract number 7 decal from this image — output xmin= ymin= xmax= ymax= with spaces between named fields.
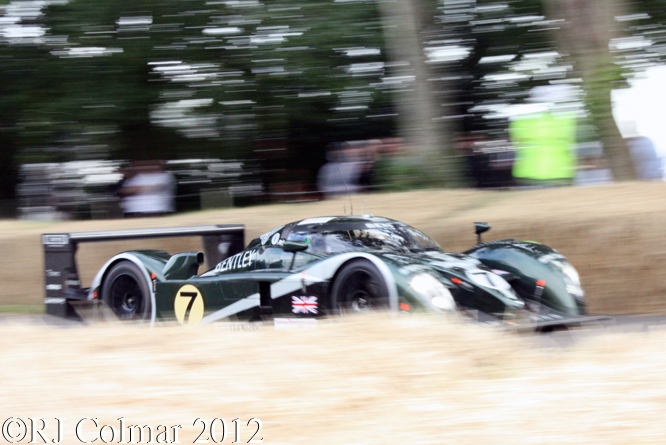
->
xmin=174 ymin=285 xmax=205 ymax=325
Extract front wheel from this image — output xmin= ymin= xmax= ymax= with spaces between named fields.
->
xmin=102 ymin=261 xmax=151 ymax=321
xmin=331 ymin=259 xmax=389 ymax=315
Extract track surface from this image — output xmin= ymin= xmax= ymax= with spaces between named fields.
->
xmin=534 ymin=314 xmax=666 ymax=348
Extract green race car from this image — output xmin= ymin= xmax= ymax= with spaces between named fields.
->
xmin=43 ymin=216 xmax=605 ymax=330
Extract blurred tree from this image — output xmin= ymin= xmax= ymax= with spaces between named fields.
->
xmin=541 ymin=0 xmax=634 ymax=179
xmin=377 ymin=0 xmax=666 ymax=183
xmin=3 ymin=0 xmax=666 ymax=204
xmin=40 ymin=0 xmax=229 ymax=160
xmin=376 ymin=0 xmax=468 ymax=187
xmin=232 ymin=0 xmax=394 ymax=186
xmin=540 ymin=0 xmax=666 ymax=180
xmin=35 ymin=0 xmax=392 ymax=186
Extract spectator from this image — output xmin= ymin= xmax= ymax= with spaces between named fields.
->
xmin=510 ymin=85 xmax=577 ymax=187
xmin=621 ymin=121 xmax=664 ymax=180
xmin=119 ymin=161 xmax=176 ymax=217
xmin=317 ymin=143 xmax=363 ymax=198
xmin=357 ymin=139 xmax=381 ymax=192
xmin=574 ymin=144 xmax=614 ymax=186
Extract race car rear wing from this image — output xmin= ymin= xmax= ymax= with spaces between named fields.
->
xmin=42 ymin=224 xmax=245 ymax=319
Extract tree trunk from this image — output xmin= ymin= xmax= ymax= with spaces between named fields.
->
xmin=375 ymin=0 xmax=467 ymax=187
xmin=543 ymin=0 xmax=636 ymax=180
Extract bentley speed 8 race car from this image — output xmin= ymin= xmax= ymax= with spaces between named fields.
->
xmin=42 ymin=216 xmax=607 ymax=330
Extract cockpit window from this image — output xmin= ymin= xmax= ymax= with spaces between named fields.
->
xmin=403 ymin=226 xmax=440 ymax=250
xmin=286 ymin=223 xmax=441 ymax=256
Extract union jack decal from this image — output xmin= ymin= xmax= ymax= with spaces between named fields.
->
xmin=292 ymin=296 xmax=318 ymax=314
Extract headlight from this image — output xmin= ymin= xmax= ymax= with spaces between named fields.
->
xmin=410 ymin=273 xmax=455 ymax=311
xmin=559 ymin=262 xmax=581 ymax=285
xmin=554 ymin=261 xmax=585 ymax=300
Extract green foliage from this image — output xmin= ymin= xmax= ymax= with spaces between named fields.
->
xmin=374 ymin=154 xmax=471 ymax=191
xmin=6 ymin=0 xmax=393 ymax=164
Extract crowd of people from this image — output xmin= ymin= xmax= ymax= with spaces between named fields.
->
xmin=90 ymin=109 xmax=666 ymax=220
xmin=460 ymin=85 xmax=663 ymax=189
xmin=28 ymin=96 xmax=662 ymax=221
xmin=318 ymin=109 xmax=664 ymax=199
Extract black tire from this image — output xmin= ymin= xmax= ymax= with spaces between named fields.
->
xmin=102 ymin=261 xmax=151 ymax=320
xmin=331 ymin=259 xmax=389 ymax=315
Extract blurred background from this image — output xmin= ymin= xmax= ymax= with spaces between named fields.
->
xmin=2 ymin=0 xmax=666 ymax=221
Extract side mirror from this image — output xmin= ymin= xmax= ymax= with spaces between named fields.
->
xmin=282 ymin=240 xmax=309 ymax=270
xmin=282 ymin=240 xmax=309 ymax=253
xmin=474 ymin=222 xmax=491 ymax=244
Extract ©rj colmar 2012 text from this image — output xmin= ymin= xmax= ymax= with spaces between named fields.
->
xmin=2 ymin=417 xmax=263 ymax=444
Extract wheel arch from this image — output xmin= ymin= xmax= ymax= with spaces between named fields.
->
xmin=465 ymin=240 xmax=585 ymax=315
xmin=327 ymin=253 xmax=399 ymax=312
xmin=91 ymin=253 xmax=158 ymax=327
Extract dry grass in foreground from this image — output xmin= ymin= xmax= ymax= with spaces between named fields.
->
xmin=2 ymin=314 xmax=666 ymax=444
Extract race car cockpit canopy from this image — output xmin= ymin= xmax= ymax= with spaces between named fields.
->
xmin=249 ymin=216 xmax=442 ymax=256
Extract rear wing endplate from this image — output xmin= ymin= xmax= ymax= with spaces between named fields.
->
xmin=42 ymin=225 xmax=245 ymax=319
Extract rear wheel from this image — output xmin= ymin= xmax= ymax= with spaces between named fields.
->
xmin=102 ymin=261 xmax=151 ymax=320
xmin=331 ymin=259 xmax=389 ymax=315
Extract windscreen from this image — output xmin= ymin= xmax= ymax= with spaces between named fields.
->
xmin=287 ymin=223 xmax=441 ymax=256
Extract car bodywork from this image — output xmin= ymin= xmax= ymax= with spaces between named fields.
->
xmin=42 ymin=216 xmax=607 ymax=330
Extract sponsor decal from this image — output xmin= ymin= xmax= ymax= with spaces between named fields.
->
xmin=46 ymin=284 xmax=62 ymax=291
xmin=365 ymin=222 xmax=400 ymax=229
xmin=566 ymin=284 xmax=579 ymax=295
xmin=215 ymin=322 xmax=264 ymax=331
xmin=44 ymin=297 xmax=66 ymax=304
xmin=274 ymin=318 xmax=317 ymax=330
xmin=292 ymin=296 xmax=318 ymax=314
xmin=259 ymin=226 xmax=283 ymax=245
xmin=42 ymin=234 xmax=69 ymax=246
xmin=215 ymin=249 xmax=258 ymax=272
xmin=271 ymin=232 xmax=280 ymax=245
xmin=297 ymin=217 xmax=334 ymax=225
xmin=174 ymin=284 xmax=205 ymax=326
xmin=45 ymin=269 xmax=61 ymax=278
